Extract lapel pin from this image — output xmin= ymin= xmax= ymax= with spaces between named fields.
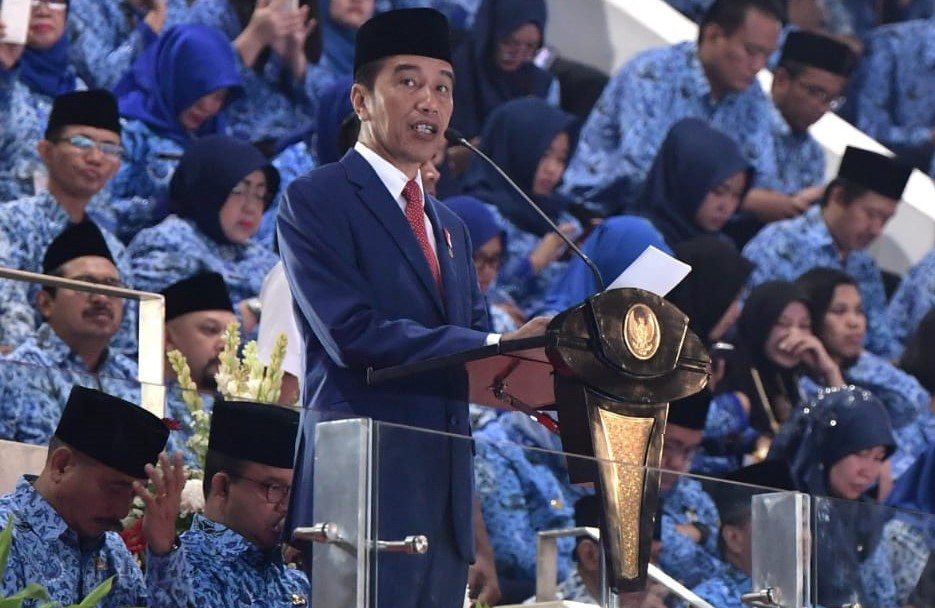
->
xmin=444 ymin=228 xmax=454 ymax=258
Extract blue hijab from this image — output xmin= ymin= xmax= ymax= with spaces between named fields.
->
xmin=886 ymin=444 xmax=935 ymax=549
xmin=318 ymin=0 xmax=361 ymax=77
xmin=20 ymin=34 xmax=77 ymax=98
xmin=114 ymin=24 xmax=243 ymax=146
xmin=462 ymin=97 xmax=577 ymax=236
xmin=168 ymin=134 xmax=280 ymax=245
xmin=315 ymin=76 xmax=354 ymax=164
xmin=538 ymin=216 xmax=670 ymax=314
xmin=449 ymin=0 xmax=555 ymax=139
xmin=443 ymin=195 xmax=506 ymax=254
xmin=628 ymin=118 xmax=753 ymax=247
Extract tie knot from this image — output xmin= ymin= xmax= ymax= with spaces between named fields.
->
xmin=403 ymin=179 xmax=422 ymax=207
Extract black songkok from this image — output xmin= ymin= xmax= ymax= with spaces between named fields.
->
xmin=54 ymin=386 xmax=169 ymax=479
xmin=354 ymin=8 xmax=452 ymax=75
xmin=779 ymin=30 xmax=858 ymax=77
xmin=706 ymin=460 xmax=796 ymax=525
xmin=45 ymin=89 xmax=121 ymax=139
xmin=667 ymin=388 xmax=712 ymax=431
xmin=42 ymin=221 xmax=115 ymax=273
xmin=162 ymin=272 xmax=234 ymax=321
xmin=837 ymin=146 xmax=913 ymax=201
xmin=208 ymin=399 xmax=299 ymax=469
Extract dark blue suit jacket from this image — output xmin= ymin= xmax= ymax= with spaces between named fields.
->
xmin=278 ymin=149 xmax=490 ymax=566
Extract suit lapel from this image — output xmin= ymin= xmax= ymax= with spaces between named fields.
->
xmin=343 ymin=151 xmax=447 ymax=318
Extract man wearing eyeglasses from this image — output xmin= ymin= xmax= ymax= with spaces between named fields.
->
xmin=727 ymin=30 xmax=858 ymax=245
xmin=182 ymin=398 xmax=309 ymax=606
xmin=0 ymin=89 xmax=138 ymax=356
xmin=0 ymin=221 xmax=139 ymax=446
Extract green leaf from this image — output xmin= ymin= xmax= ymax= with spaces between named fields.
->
xmin=69 ymin=576 xmax=114 ymax=608
xmin=0 ymin=514 xmax=13 ymax=580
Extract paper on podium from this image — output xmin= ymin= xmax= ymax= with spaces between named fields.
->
xmin=0 ymin=0 xmax=31 ymax=45
xmin=606 ymin=245 xmax=691 ymax=296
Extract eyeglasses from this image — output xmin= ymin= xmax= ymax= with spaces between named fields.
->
xmin=231 ymin=473 xmax=291 ymax=504
xmin=31 ymin=0 xmax=68 ymax=11
xmin=498 ymin=35 xmax=539 ymax=59
xmin=229 ymin=184 xmax=269 ymax=207
xmin=472 ymin=252 xmax=502 ymax=270
xmin=55 ymin=134 xmax=124 ymax=160
xmin=67 ymin=274 xmax=126 ymax=290
xmin=795 ymin=80 xmax=846 ymax=111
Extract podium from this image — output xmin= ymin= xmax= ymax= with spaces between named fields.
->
xmin=368 ymin=288 xmax=709 ymax=592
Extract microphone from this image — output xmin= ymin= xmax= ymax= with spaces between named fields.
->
xmin=445 ymin=128 xmax=605 ymax=291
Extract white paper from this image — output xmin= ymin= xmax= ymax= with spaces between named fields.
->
xmin=1 ymin=0 xmax=31 ymax=45
xmin=606 ymin=245 xmax=691 ymax=297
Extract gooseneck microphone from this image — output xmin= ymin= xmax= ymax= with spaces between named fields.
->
xmin=445 ymin=128 xmax=605 ymax=292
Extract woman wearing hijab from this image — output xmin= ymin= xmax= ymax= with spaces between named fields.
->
xmin=449 ymin=0 xmax=558 ymax=142
xmin=698 ymin=281 xmax=843 ymax=474
xmin=127 ymin=135 xmax=279 ymax=335
xmin=317 ymin=0 xmax=375 ymax=77
xmin=769 ymin=386 xmax=898 ymax=608
xmin=628 ymin=118 xmax=753 ymax=248
xmin=795 ymin=267 xmax=935 ymax=480
xmin=462 ymin=97 xmax=580 ymax=315
xmin=0 ymin=0 xmax=84 ymax=200
xmin=536 ymin=216 xmax=671 ymax=317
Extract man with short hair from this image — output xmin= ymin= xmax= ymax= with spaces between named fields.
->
xmin=742 ymin=146 xmax=913 ymax=358
xmin=182 ymin=398 xmax=309 ymax=605
xmin=0 ymin=221 xmax=137 ymax=445
xmin=0 ymin=386 xmax=191 ymax=606
xmin=561 ymin=0 xmax=784 ymax=215
xmin=0 ymin=89 xmax=136 ymax=353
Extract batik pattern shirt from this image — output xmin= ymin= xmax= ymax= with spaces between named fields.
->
xmin=182 ymin=514 xmax=309 ymax=606
xmin=741 ymin=205 xmax=896 ymax=358
xmin=659 ymin=477 xmax=723 ymax=589
xmin=560 ymin=41 xmax=777 ymax=213
xmin=0 ymin=324 xmax=139 ymax=445
xmin=691 ymin=561 xmax=752 ymax=608
xmin=0 ymin=192 xmax=137 ymax=354
xmin=375 ymin=0 xmax=482 ymax=30
xmin=0 ymin=477 xmax=191 ymax=607
xmin=66 ymin=0 xmax=191 ymax=89
xmin=768 ymin=106 xmax=827 ymax=195
xmin=885 ymin=248 xmax=935 ymax=355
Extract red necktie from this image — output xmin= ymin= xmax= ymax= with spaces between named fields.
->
xmin=402 ymin=179 xmax=442 ymax=290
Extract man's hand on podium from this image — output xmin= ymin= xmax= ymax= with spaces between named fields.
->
xmin=502 ymin=316 xmax=552 ymax=342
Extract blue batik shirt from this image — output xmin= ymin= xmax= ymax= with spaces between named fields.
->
xmin=664 ymin=0 xmax=714 ymax=23
xmin=0 ymin=324 xmax=140 ymax=445
xmin=127 ymin=215 xmax=278 ymax=310
xmin=0 ymin=477 xmax=191 ymax=607
xmin=67 ymin=0 xmax=191 ymax=89
xmin=693 ymin=391 xmax=759 ymax=476
xmin=741 ymin=205 xmax=897 ymax=358
xmin=768 ymin=105 xmax=827 ymax=195
xmin=560 ymin=41 xmax=778 ymax=213
xmin=885 ymin=248 xmax=935 ymax=355
xmin=0 ymin=192 xmax=138 ymax=354
xmin=182 ymin=514 xmax=309 ymax=606
xmin=375 ymin=0 xmax=482 ymax=30
xmin=691 ymin=561 xmax=752 ymax=608
xmin=659 ymin=477 xmax=723 ymax=589
xmin=854 ymin=19 xmax=935 ymax=176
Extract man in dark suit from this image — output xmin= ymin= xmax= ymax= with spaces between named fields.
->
xmin=278 ymin=8 xmax=547 ymax=607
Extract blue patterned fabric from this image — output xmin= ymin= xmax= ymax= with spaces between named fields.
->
xmin=885 ymin=248 xmax=935 ymax=354
xmin=0 ymin=193 xmax=137 ymax=354
xmin=549 ymin=565 xmax=596 ymax=603
xmin=694 ymin=391 xmax=759 ymax=476
xmin=741 ymin=205 xmax=897 ymax=358
xmin=691 ymin=561 xmax=752 ymax=608
xmin=182 ymin=514 xmax=309 ymax=605
xmin=164 ymin=385 xmax=215 ymax=470
xmin=127 ymin=215 xmax=278 ymax=310
xmin=0 ymin=477 xmax=191 ymax=607
xmin=663 ymin=0 xmax=713 ymax=23
xmin=561 ymin=41 xmax=778 ymax=214
xmin=0 ymin=324 xmax=139 ymax=445
xmin=768 ymin=105 xmax=827 ymax=194
xmin=659 ymin=477 xmax=723 ymax=589
xmin=854 ymin=19 xmax=935 ymax=176
xmin=375 ymin=0 xmax=482 ymax=30
xmin=66 ymin=0 xmax=191 ymax=90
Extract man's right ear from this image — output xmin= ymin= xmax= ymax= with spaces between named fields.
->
xmin=350 ymin=84 xmax=369 ymax=122
xmin=36 ymin=289 xmax=54 ymax=320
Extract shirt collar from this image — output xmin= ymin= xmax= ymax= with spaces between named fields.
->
xmin=35 ymin=323 xmax=112 ymax=372
xmin=354 ymin=142 xmax=425 ymax=213
xmin=191 ymin=513 xmax=283 ymax=568
xmin=801 ymin=204 xmax=837 ymax=250
xmin=8 ymin=476 xmax=85 ymax=546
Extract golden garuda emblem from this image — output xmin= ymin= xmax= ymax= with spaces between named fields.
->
xmin=623 ymin=303 xmax=660 ymax=361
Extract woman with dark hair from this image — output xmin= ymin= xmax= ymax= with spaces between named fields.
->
xmin=769 ymin=385 xmax=898 ymax=608
xmin=461 ymin=97 xmax=580 ymax=315
xmin=796 ymin=266 xmax=934 ymax=479
xmin=126 ymin=135 xmax=280 ymax=335
xmin=697 ymin=281 xmax=843 ymax=474
xmin=628 ymin=118 xmax=753 ymax=248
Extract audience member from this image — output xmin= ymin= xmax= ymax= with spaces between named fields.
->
xmin=0 ymin=90 xmax=137 ymax=354
xmin=183 ymin=398 xmax=308 ymax=604
xmin=899 ymin=306 xmax=935 ymax=399
xmin=256 ymin=262 xmax=302 ymax=405
xmin=66 ymin=0 xmax=189 ymax=89
xmin=795 ymin=267 xmax=933 ymax=479
xmin=317 ymin=0 xmax=376 ymax=77
xmin=742 ymin=146 xmax=913 ymax=358
xmin=885 ymin=249 xmax=935 ymax=355
xmin=769 ymin=385 xmax=898 ymax=607
xmin=561 ymin=0 xmax=783 ymax=214
xmin=127 ymin=134 xmax=279 ymax=336
xmin=461 ymin=97 xmax=580 ymax=314
xmin=628 ymin=118 xmax=753 ymax=248
xmin=0 ymin=222 xmax=138 ymax=445
xmin=0 ymin=386 xmax=190 ymax=606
